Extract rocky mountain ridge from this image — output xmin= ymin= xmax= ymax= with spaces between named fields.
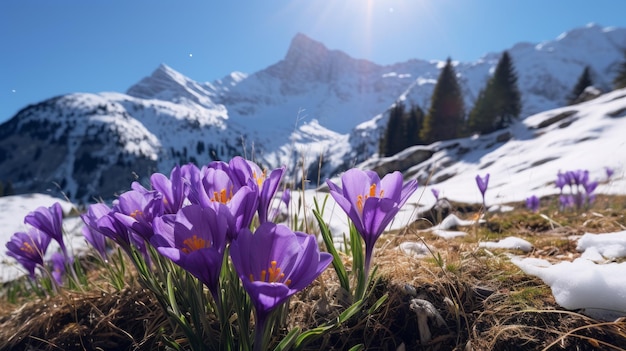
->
xmin=1 ymin=24 xmax=625 ymax=202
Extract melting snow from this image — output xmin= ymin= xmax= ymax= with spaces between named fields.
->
xmin=479 ymin=236 xmax=534 ymax=252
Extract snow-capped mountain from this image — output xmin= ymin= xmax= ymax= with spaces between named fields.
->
xmin=0 ymin=24 xmax=625 ymax=202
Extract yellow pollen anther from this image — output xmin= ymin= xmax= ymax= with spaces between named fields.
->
xmin=369 ymin=184 xmax=376 ymax=197
xmin=253 ymin=170 xmax=267 ymax=188
xmin=130 ymin=209 xmax=143 ymax=219
xmin=355 ymin=183 xmax=384 ymax=212
xmin=21 ymin=242 xmax=36 ymax=255
xmin=250 ymin=260 xmax=290 ymax=285
xmin=211 ymin=187 xmax=233 ymax=204
xmin=181 ymin=235 xmax=210 ymax=254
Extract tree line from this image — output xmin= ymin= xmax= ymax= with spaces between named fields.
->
xmin=380 ymin=50 xmax=626 ymax=157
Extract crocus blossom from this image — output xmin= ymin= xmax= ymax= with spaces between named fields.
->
xmin=82 ymin=224 xmax=108 ymax=260
xmin=431 ymin=188 xmax=440 ymax=201
xmin=50 ymin=252 xmax=67 ymax=286
xmin=24 ymin=202 xmax=66 ymax=256
xmin=475 ymin=173 xmax=490 ymax=207
xmin=526 ymin=195 xmax=540 ymax=212
xmin=190 ymin=167 xmax=258 ymax=240
xmin=227 ymin=157 xmax=286 ymax=223
xmin=6 ymin=229 xmax=51 ymax=279
xmin=230 ymin=222 xmax=332 ymax=351
xmin=82 ymin=203 xmax=147 ymax=258
xmin=113 ymin=189 xmax=163 ymax=240
xmin=152 ymin=204 xmax=228 ymax=301
xmin=150 ymin=165 xmax=187 ymax=214
xmin=326 ymin=168 xmax=418 ymax=276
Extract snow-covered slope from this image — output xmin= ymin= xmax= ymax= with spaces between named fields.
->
xmin=1 ymin=24 xmax=625 ymax=202
xmin=358 ymin=88 xmax=626 ymax=232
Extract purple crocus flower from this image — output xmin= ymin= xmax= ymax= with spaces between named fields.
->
xmin=606 ymin=167 xmax=614 ymax=180
xmin=81 ymin=203 xmax=146 ymax=255
xmin=584 ymin=180 xmax=599 ymax=195
xmin=82 ymin=224 xmax=108 ymax=260
xmin=113 ymin=189 xmax=163 ymax=240
xmin=431 ymin=188 xmax=440 ymax=201
xmin=230 ymin=222 xmax=332 ymax=351
xmin=555 ymin=171 xmax=567 ymax=192
xmin=151 ymin=165 xmax=187 ymax=214
xmin=227 ymin=157 xmax=286 ymax=223
xmin=326 ymin=168 xmax=418 ymax=277
xmin=50 ymin=252 xmax=67 ymax=286
xmin=525 ymin=195 xmax=540 ymax=212
xmin=152 ymin=204 xmax=228 ymax=302
xmin=559 ymin=194 xmax=574 ymax=210
xmin=6 ymin=229 xmax=51 ymax=279
xmin=270 ymin=188 xmax=291 ymax=222
xmin=475 ymin=173 xmax=490 ymax=207
xmin=189 ymin=167 xmax=258 ymax=240
xmin=24 ymin=202 xmax=66 ymax=256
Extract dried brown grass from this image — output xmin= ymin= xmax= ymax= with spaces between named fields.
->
xmin=1 ymin=195 xmax=625 ymax=350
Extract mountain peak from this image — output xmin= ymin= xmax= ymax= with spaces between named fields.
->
xmin=284 ymin=33 xmax=330 ymax=63
xmin=126 ymin=64 xmax=219 ymax=107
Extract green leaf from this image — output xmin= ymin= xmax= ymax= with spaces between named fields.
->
xmin=368 ymin=293 xmax=388 ymax=314
xmin=347 ymin=344 xmax=365 ymax=351
xmin=293 ymin=299 xmax=365 ymax=350
xmin=273 ymin=327 xmax=300 ymax=351
xmin=166 ymin=271 xmax=182 ymax=317
xmin=313 ymin=197 xmax=350 ymax=294
xmin=349 ymin=222 xmax=366 ymax=300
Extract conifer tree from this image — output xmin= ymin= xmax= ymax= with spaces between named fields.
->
xmin=380 ymin=102 xmax=405 ymax=156
xmin=408 ymin=105 xmax=425 ymax=145
xmin=467 ymin=88 xmax=495 ymax=135
xmin=467 ymin=51 xmax=521 ymax=134
xmin=379 ymin=102 xmax=424 ymax=156
xmin=420 ymin=58 xmax=465 ymax=144
xmin=568 ymin=66 xmax=593 ymax=104
xmin=614 ymin=51 xmax=626 ymax=89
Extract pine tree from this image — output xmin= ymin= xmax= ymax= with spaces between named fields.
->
xmin=467 ymin=88 xmax=495 ymax=134
xmin=408 ymin=105 xmax=425 ymax=145
xmin=420 ymin=58 xmax=465 ymax=144
xmin=379 ymin=103 xmax=424 ymax=156
xmin=490 ymin=51 xmax=521 ymax=130
xmin=568 ymin=66 xmax=593 ymax=104
xmin=614 ymin=51 xmax=626 ymax=89
xmin=380 ymin=102 xmax=405 ymax=156
xmin=467 ymin=51 xmax=521 ymax=134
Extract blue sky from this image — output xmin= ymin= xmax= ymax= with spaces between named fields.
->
xmin=2 ymin=0 xmax=626 ymax=123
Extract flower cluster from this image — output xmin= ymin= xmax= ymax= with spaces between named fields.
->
xmin=5 ymin=157 xmax=419 ymax=350
xmin=5 ymin=202 xmax=74 ymax=288
xmin=555 ymin=169 xmax=598 ymax=210
xmin=76 ymin=157 xmax=334 ymax=349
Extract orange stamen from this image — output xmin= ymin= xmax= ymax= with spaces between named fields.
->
xmin=181 ymin=235 xmax=210 ymax=254
xmin=130 ymin=209 xmax=143 ymax=219
xmin=355 ymin=183 xmax=384 ymax=213
xmin=249 ymin=260 xmax=290 ymax=285
xmin=369 ymin=184 xmax=376 ymax=197
xmin=211 ymin=187 xmax=234 ymax=204
xmin=21 ymin=242 xmax=36 ymax=255
xmin=253 ymin=170 xmax=267 ymax=188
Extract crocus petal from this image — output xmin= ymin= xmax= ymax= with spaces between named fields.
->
xmin=152 ymin=205 xmax=228 ymax=298
xmin=258 ymin=166 xmax=285 ymax=223
xmin=24 ymin=202 xmax=65 ymax=253
xmin=379 ymin=171 xmax=403 ymax=201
